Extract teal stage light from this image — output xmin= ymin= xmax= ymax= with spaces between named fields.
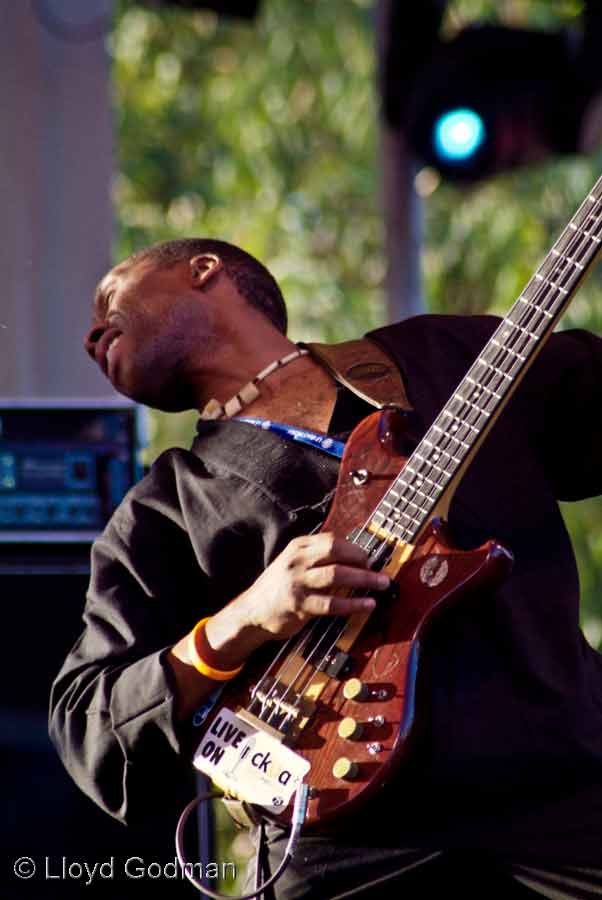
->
xmin=433 ymin=108 xmax=485 ymax=163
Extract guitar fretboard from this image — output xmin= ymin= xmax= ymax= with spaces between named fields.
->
xmin=367 ymin=174 xmax=602 ymax=547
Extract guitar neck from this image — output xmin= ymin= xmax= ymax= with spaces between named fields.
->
xmin=370 ymin=174 xmax=602 ymax=546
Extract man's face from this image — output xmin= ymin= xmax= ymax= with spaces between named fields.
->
xmin=85 ymin=257 xmax=216 ymax=410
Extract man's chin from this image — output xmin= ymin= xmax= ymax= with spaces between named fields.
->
xmin=148 ymin=398 xmax=197 ymax=413
xmin=120 ymin=384 xmax=196 ymax=413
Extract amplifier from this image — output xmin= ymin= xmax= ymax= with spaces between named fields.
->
xmin=0 ymin=402 xmax=200 ymax=899
xmin=0 ymin=398 xmax=144 ymax=542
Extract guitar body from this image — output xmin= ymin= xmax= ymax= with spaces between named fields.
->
xmin=194 ymin=408 xmax=514 ymax=828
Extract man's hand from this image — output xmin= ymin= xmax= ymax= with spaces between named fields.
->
xmin=234 ymin=532 xmax=390 ymax=640
xmin=168 ymin=532 xmax=390 ymax=720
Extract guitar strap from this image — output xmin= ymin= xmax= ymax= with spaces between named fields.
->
xmin=300 ymin=337 xmax=413 ymax=412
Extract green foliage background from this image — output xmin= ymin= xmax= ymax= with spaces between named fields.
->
xmin=112 ymin=0 xmax=602 ymax=646
xmin=111 ymin=0 xmax=602 ymax=885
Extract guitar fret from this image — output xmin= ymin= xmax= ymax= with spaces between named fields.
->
xmin=380 ymin=494 xmax=423 ymax=515
xmin=518 ymin=296 xmax=554 ymax=318
xmin=371 ymin=516 xmax=413 ymax=540
xmin=372 ymin=506 xmax=417 ymax=529
xmin=437 ymin=413 xmax=484 ymax=432
xmin=404 ymin=464 xmax=445 ymax=487
xmin=534 ymin=272 xmax=568 ymax=294
xmin=402 ymin=465 xmax=441 ymax=488
xmin=577 ymin=194 xmax=600 ymax=218
xmin=441 ymin=402 xmax=491 ymax=424
xmin=504 ymin=320 xmax=540 ymax=341
xmin=427 ymin=425 xmax=473 ymax=450
xmin=465 ymin=383 xmax=496 ymax=407
xmin=557 ymin=229 xmax=593 ymax=263
xmin=569 ymin=221 xmax=602 ymax=243
xmin=388 ymin=507 xmax=420 ymax=529
xmin=411 ymin=482 xmax=442 ymax=503
xmin=415 ymin=453 xmax=460 ymax=481
xmin=551 ymin=248 xmax=584 ymax=271
xmin=451 ymin=391 xmax=492 ymax=414
xmin=435 ymin=409 xmax=484 ymax=430
xmin=401 ymin=467 xmax=444 ymax=495
xmin=491 ymin=338 xmax=526 ymax=361
xmin=370 ymin=514 xmax=412 ymax=541
xmin=472 ymin=360 xmax=514 ymax=383
xmin=353 ymin=175 xmax=602 ymax=552
xmin=539 ymin=254 xmax=581 ymax=290
xmin=465 ymin=376 xmax=501 ymax=400
xmin=370 ymin=496 xmax=414 ymax=538
xmin=422 ymin=437 xmax=462 ymax=465
xmin=565 ymin=222 xmax=597 ymax=254
xmin=449 ymin=431 xmax=471 ymax=451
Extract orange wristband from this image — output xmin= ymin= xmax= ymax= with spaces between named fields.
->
xmin=187 ymin=617 xmax=244 ymax=682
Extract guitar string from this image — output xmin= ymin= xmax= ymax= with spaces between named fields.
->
xmin=287 ymin=190 xmax=602 ymax=694
xmin=260 ymin=617 xmax=349 ymax=728
xmin=254 ymin=543 xmax=398 ymax=725
xmin=257 ymin=527 xmax=402 ymax=727
xmin=247 ymin=209 xmax=602 ymax=728
xmin=246 ymin=190 xmax=602 ymax=726
xmin=388 ymin=185 xmax=602 ymax=528
xmin=258 ymin=524 xmax=404 ymax=724
xmin=249 ymin=196 xmax=602 ymax=727
xmin=248 ymin=625 xmax=317 ymax=709
xmin=256 ymin=527 xmax=400 ymax=723
xmin=247 ymin=343 xmax=544 ymax=724
xmin=366 ymin=190 xmax=602 ymax=549
xmin=380 ymin=243 xmax=591 ymax=544
xmin=265 ymin=191 xmax=602 ymax=717
xmin=288 ymin=187 xmax=602 ymax=719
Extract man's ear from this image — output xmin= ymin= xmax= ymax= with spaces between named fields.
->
xmin=189 ymin=253 xmax=223 ymax=288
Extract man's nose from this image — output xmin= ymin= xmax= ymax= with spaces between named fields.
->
xmin=84 ymin=323 xmax=106 ymax=360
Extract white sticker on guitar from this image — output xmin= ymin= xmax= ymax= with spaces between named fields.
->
xmin=193 ymin=708 xmax=310 ymax=814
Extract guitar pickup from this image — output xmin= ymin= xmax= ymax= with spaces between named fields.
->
xmin=300 ymin=629 xmax=354 ymax=679
xmin=316 ymin=649 xmax=352 ymax=679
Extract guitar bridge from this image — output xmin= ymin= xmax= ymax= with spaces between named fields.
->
xmin=249 ymin=677 xmax=316 ymax=736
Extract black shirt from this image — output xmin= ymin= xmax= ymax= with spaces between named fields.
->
xmin=49 ymin=316 xmax=602 ymax=882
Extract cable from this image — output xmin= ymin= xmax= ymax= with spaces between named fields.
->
xmin=175 ymin=784 xmax=309 ymax=899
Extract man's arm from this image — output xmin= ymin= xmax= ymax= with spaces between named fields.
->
xmin=48 ymin=515 xmax=205 ymax=823
xmin=167 ymin=531 xmax=389 ymax=720
xmin=49 ymin=451 xmax=388 ymax=822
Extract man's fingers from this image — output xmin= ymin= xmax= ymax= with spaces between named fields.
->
xmin=303 ymin=593 xmax=377 ymax=617
xmin=293 ymin=532 xmax=373 ymax=568
xmin=303 ymin=563 xmax=389 ymax=593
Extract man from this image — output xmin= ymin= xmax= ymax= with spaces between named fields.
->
xmin=50 ymin=238 xmax=602 ymax=899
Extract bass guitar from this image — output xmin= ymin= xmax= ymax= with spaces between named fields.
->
xmin=192 ymin=174 xmax=602 ymax=829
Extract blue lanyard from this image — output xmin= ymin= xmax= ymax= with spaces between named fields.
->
xmin=234 ymin=416 xmax=346 ymax=459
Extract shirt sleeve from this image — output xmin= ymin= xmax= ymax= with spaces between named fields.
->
xmin=48 ymin=456 xmax=212 ymax=825
xmin=525 ymin=327 xmax=602 ymax=501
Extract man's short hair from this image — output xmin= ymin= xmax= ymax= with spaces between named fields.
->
xmin=128 ymin=238 xmax=288 ymax=334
